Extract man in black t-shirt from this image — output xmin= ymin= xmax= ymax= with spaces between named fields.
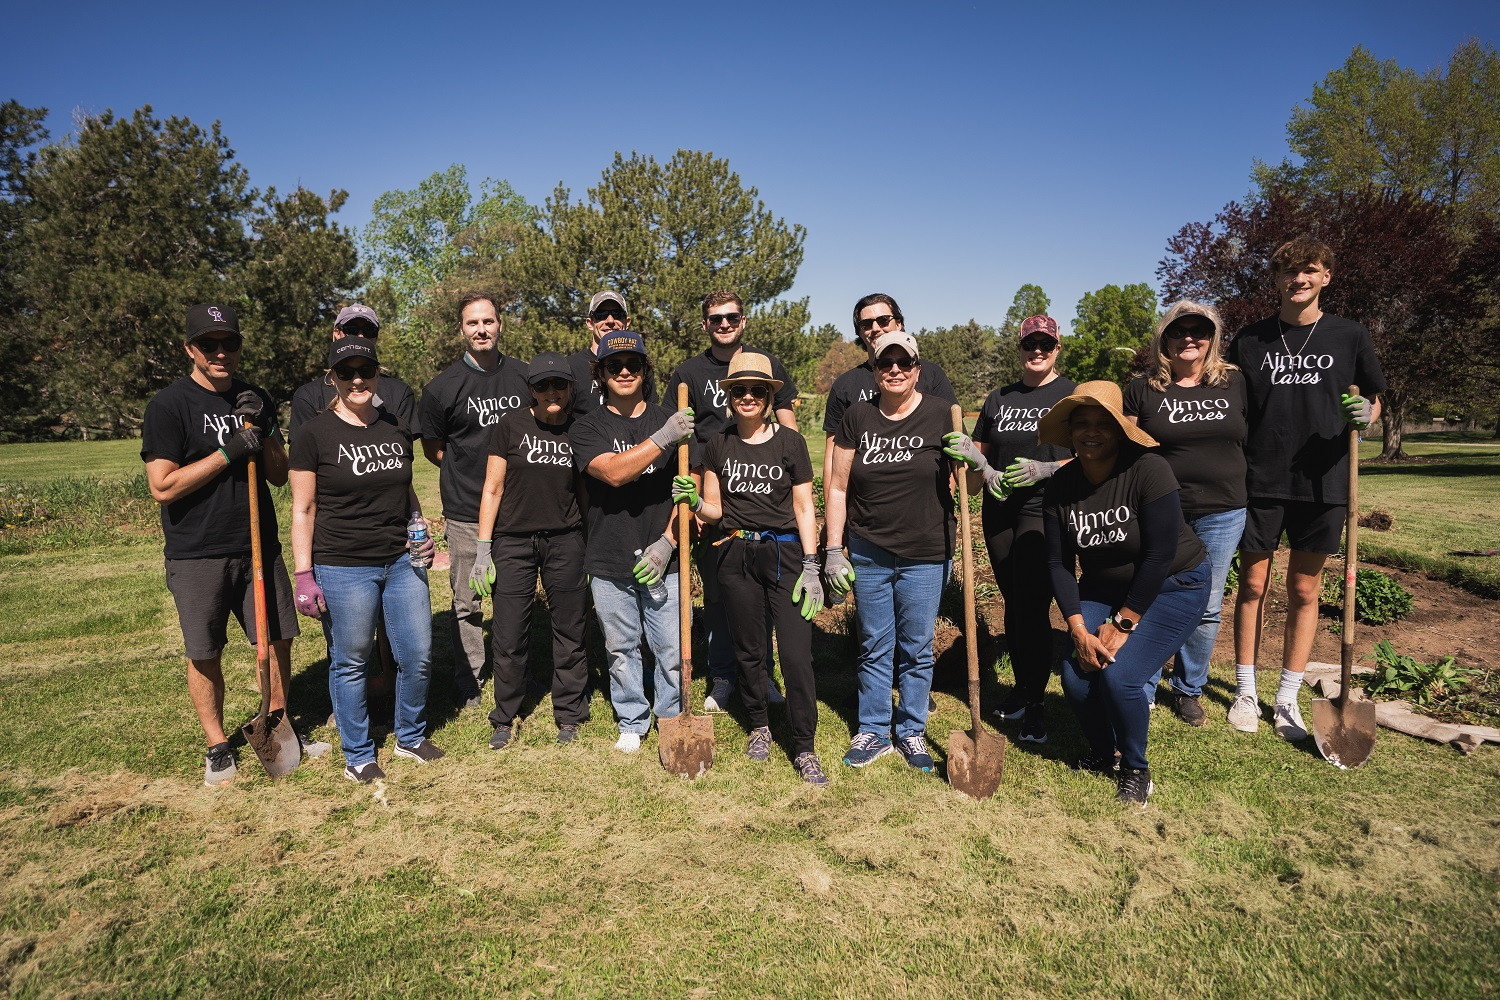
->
xmin=288 ymin=304 xmax=416 ymax=436
xmin=141 ymin=303 xmax=309 ymax=786
xmin=419 ymin=292 xmax=532 ymax=707
xmin=568 ymin=290 xmax=658 ymax=416
xmin=665 ymin=290 xmax=799 ymax=711
xmin=1226 ymin=236 xmax=1386 ymax=742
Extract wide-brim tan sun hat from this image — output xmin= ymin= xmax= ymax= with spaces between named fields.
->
xmin=1037 ymin=380 xmax=1159 ymax=450
xmin=717 ymin=351 xmax=784 ymax=394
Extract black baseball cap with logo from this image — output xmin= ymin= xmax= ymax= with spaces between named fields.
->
xmin=596 ymin=330 xmax=648 ymax=360
xmin=329 ymin=336 xmax=379 ymax=369
xmin=186 ymin=303 xmax=239 ymax=341
xmin=527 ymin=352 xmax=575 ymax=385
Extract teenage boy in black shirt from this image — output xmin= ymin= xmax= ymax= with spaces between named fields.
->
xmin=664 ymin=290 xmax=798 ymax=711
xmin=141 ymin=303 xmax=306 ymax=786
xmin=568 ymin=290 xmax=658 ymax=416
xmin=419 ymin=292 xmax=531 ymax=707
xmin=1227 ymin=236 xmax=1386 ymax=741
xmin=288 ymin=304 xmax=416 ymax=435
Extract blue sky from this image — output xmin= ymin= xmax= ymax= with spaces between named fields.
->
xmin=6 ymin=1 xmax=1497 ymax=337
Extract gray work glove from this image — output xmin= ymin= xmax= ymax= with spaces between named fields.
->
xmin=793 ymin=554 xmax=824 ymax=621
xmin=1002 ymin=458 xmax=1061 ymax=489
xmin=823 ymin=545 xmax=855 ymax=599
xmin=983 ymin=465 xmax=1012 ymax=500
xmin=1341 ymin=393 xmax=1373 ymax=429
xmin=234 ymin=389 xmax=273 ymax=434
xmin=671 ymin=474 xmax=702 ymax=511
xmin=470 ymin=538 xmax=496 ymax=597
xmin=633 ymin=536 xmax=675 ymax=586
xmin=222 ymin=425 xmax=263 ymax=463
xmin=941 ymin=431 xmax=988 ymax=471
xmin=648 ymin=407 xmax=696 ymax=452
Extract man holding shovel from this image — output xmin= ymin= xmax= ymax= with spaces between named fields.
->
xmin=142 ymin=303 xmax=304 ymax=786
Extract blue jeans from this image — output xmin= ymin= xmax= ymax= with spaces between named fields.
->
xmin=316 ymin=554 xmax=433 ymax=766
xmin=1169 ymin=508 xmax=1246 ymax=697
xmin=590 ymin=574 xmax=683 ymax=735
xmin=848 ymin=533 xmax=949 ymax=741
xmin=1062 ymin=559 xmax=1211 ymax=772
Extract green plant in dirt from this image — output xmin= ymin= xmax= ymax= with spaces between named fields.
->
xmin=1321 ymin=568 xmax=1414 ymax=625
xmin=1223 ymin=552 xmax=1240 ymax=596
xmin=1363 ymin=640 xmax=1476 ymax=706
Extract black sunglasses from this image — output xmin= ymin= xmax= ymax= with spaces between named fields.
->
xmin=874 ymin=355 xmax=918 ymax=372
xmin=194 ymin=334 xmax=243 ymax=355
xmin=706 ymin=312 xmax=743 ymax=327
xmin=532 ymin=377 xmax=571 ymax=393
xmin=857 ymin=313 xmax=898 ymax=333
xmin=590 ymin=307 xmax=627 ymax=322
xmin=339 ymin=322 xmax=378 ymax=338
xmin=604 ymin=357 xmax=643 ymax=375
xmin=1164 ymin=323 xmax=1214 ymax=341
xmin=1020 ymin=336 xmax=1058 ymax=352
xmin=333 ymin=364 xmax=379 ymax=381
xmin=728 ymin=384 xmax=769 ymax=400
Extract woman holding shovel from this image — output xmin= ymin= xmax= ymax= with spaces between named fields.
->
xmin=671 ymin=353 xmax=828 ymax=785
xmin=289 ymin=336 xmax=443 ymax=784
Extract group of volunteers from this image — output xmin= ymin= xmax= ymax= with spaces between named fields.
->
xmin=145 ymin=232 xmax=1384 ymax=807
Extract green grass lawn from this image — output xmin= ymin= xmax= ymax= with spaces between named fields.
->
xmin=0 ymin=432 xmax=1496 ymax=997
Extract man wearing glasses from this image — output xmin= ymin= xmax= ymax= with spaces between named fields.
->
xmin=568 ymin=290 xmax=658 ymax=416
xmin=141 ymin=303 xmax=304 ymax=785
xmin=288 ymin=304 xmax=416 ymax=436
xmin=665 ymin=290 xmax=799 ymax=711
xmin=419 ymin=293 xmax=532 ymax=707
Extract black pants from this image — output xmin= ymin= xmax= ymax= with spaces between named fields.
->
xmin=488 ymin=529 xmax=590 ymax=728
xmin=715 ymin=537 xmax=817 ymax=756
xmin=984 ymin=500 xmax=1055 ymax=704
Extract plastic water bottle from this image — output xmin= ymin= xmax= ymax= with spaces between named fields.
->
xmin=407 ymin=513 xmax=430 ymax=569
xmin=634 ymin=548 xmax=669 ymax=603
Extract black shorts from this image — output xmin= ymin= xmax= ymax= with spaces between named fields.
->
xmin=1241 ymin=499 xmax=1345 ymax=555
xmin=164 ymin=551 xmax=301 ymax=660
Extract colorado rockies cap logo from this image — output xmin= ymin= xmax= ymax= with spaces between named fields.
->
xmin=207 ymin=306 xmax=224 ymax=323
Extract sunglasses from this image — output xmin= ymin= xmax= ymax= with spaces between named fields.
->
xmin=857 ymin=313 xmax=898 ymax=333
xmin=728 ymin=384 xmax=769 ymax=400
xmin=1020 ymin=336 xmax=1058 ymax=352
xmin=339 ymin=323 xmax=378 ymax=338
xmin=333 ymin=364 xmax=380 ymax=381
xmin=706 ymin=312 xmax=743 ymax=328
xmin=874 ymin=355 xmax=918 ymax=372
xmin=604 ymin=357 xmax=643 ymax=376
xmin=532 ymin=377 xmax=571 ymax=393
xmin=1164 ymin=323 xmax=1213 ymax=342
xmin=193 ymin=334 xmax=243 ymax=355
xmin=590 ymin=307 xmax=627 ymax=322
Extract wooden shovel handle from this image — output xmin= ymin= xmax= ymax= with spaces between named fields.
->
xmin=678 ymin=384 xmax=693 ymax=705
xmin=951 ymin=405 xmax=981 ymax=733
xmin=1340 ymin=385 xmax=1359 ymax=704
xmin=244 ymin=418 xmax=271 ymax=719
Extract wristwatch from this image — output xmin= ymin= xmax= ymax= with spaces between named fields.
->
xmin=1108 ymin=612 xmax=1137 ymax=633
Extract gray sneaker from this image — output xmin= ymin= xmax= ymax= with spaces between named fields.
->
xmin=489 ymin=725 xmax=514 ymax=750
xmin=746 ymin=726 xmax=773 ymax=762
xmin=204 ymin=742 xmax=236 ymax=787
xmin=704 ymin=678 xmax=734 ymax=713
xmin=1172 ymin=693 xmax=1207 ymax=727
xmin=794 ymin=752 xmax=830 ymax=786
xmin=1227 ymin=694 xmax=1260 ymax=733
xmin=1273 ymin=701 xmax=1309 ymax=742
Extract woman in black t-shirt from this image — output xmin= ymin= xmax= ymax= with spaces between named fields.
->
xmin=289 ymin=337 xmax=443 ymax=784
xmin=824 ymin=331 xmax=955 ymax=775
xmin=1123 ymin=301 xmax=1247 ymax=728
xmin=1038 ymin=381 xmax=1211 ymax=808
xmin=672 ymin=353 xmax=828 ymax=785
xmin=468 ymin=352 xmax=589 ymax=749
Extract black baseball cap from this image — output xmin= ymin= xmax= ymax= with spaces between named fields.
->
xmin=527 ymin=352 xmax=575 ymax=385
xmin=186 ymin=303 xmax=239 ymax=341
xmin=329 ymin=336 xmax=379 ymax=369
xmin=596 ymin=330 xmax=648 ymax=360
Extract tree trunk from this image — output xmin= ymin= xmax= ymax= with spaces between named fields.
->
xmin=1378 ymin=391 xmax=1406 ymax=461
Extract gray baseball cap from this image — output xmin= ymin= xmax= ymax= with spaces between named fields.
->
xmin=335 ymin=304 xmax=381 ymax=331
xmin=588 ymin=291 xmax=628 ymax=316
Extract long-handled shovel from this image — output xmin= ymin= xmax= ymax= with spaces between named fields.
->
xmin=240 ymin=425 xmax=301 ymax=779
xmin=658 ymin=384 xmax=714 ymax=779
xmin=1311 ymin=385 xmax=1378 ymax=769
xmin=945 ymin=405 xmax=1005 ymax=798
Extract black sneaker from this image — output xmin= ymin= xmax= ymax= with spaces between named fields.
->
xmin=204 ymin=742 xmax=236 ymax=787
xmin=991 ymin=694 xmax=1028 ymax=721
xmin=794 ymin=752 xmax=830 ymax=786
xmin=394 ymin=739 xmax=446 ymax=764
xmin=344 ymin=760 xmax=386 ymax=784
xmin=556 ymin=724 xmax=579 ymax=745
xmin=1018 ymin=704 xmax=1047 ymax=744
xmin=1072 ymin=752 xmax=1120 ymax=777
xmin=896 ymin=734 xmax=935 ymax=772
xmin=746 ymin=727 xmax=773 ymax=762
xmin=489 ymin=725 xmax=514 ymax=750
xmin=1172 ymin=692 xmax=1207 ymax=727
xmin=1116 ymin=767 xmax=1153 ymax=808
xmin=703 ymin=678 xmax=734 ymax=713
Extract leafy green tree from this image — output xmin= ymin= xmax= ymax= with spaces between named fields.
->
xmin=0 ymin=100 xmax=50 ymax=440
xmin=994 ymin=283 xmax=1052 ymax=386
xmin=1064 ymin=283 xmax=1157 ymax=385
xmin=916 ymin=320 xmax=999 ymax=411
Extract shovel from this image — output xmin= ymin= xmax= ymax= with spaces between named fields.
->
xmin=945 ymin=404 xmax=1005 ymax=798
xmin=1311 ymin=385 xmax=1378 ymax=769
xmin=658 ymin=384 xmax=714 ymax=779
xmin=239 ymin=425 xmax=301 ymax=779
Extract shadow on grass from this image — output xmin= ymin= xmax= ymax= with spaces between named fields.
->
xmin=1359 ymin=459 xmax=1499 ymax=477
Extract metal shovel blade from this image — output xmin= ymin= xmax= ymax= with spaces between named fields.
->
xmin=947 ymin=727 xmax=1006 ymax=799
xmin=1311 ymin=696 xmax=1377 ymax=770
xmin=657 ymin=712 xmax=714 ymax=780
xmin=242 ymin=707 xmax=302 ymax=779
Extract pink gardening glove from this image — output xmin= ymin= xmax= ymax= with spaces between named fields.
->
xmin=293 ymin=569 xmax=327 ymax=618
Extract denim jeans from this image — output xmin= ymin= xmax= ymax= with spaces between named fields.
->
xmin=1167 ymin=508 xmax=1247 ymax=698
xmin=590 ymin=574 xmax=683 ymax=735
xmin=1061 ymin=559 xmax=1211 ymax=772
xmin=316 ymin=553 xmax=433 ymax=766
xmin=848 ymin=532 xmax=949 ymax=741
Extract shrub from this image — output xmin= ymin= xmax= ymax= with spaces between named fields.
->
xmin=1322 ymin=568 xmax=1414 ymax=625
xmin=1363 ymin=640 xmax=1475 ymax=706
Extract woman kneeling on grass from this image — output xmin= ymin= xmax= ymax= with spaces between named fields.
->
xmin=469 ymin=353 xmax=590 ymax=749
xmin=289 ymin=336 xmax=442 ymax=784
xmin=1038 ymin=381 xmax=1211 ymax=808
xmin=672 ymin=353 xmax=828 ymax=785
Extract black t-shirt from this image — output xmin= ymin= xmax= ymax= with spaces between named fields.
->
xmin=665 ymin=349 xmax=799 ymax=466
xmin=835 ymin=393 xmax=956 ymax=562
xmin=1122 ymin=371 xmax=1248 ymax=517
xmin=571 ymin=403 xmax=680 ymax=580
xmin=140 ymin=376 xmax=281 ymax=560
xmin=702 ymin=423 xmax=814 ymax=534
xmin=972 ymin=376 xmax=1077 ymax=520
xmin=567 ymin=347 xmax=657 ymax=417
xmin=823 ymin=359 xmax=957 ymax=435
xmin=487 ymin=410 xmax=581 ymax=534
xmin=288 ymin=409 xmax=414 ymax=567
xmin=1227 ymin=314 xmax=1387 ymax=504
xmin=419 ymin=355 xmax=531 ymax=522
xmin=1043 ymin=452 xmax=1206 ymax=598
xmin=289 ymin=373 xmax=416 ymax=437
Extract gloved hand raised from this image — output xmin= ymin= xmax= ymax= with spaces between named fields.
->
xmin=648 ymin=408 xmax=695 ymax=452
xmin=470 ymin=539 xmax=496 ymax=597
xmin=941 ymin=432 xmax=988 ymax=471
xmin=792 ymin=554 xmax=824 ymax=621
xmin=293 ymin=569 xmax=327 ymax=618
xmin=633 ymin=536 xmax=675 ymax=587
xmin=671 ymin=475 xmax=702 ymax=511
xmin=823 ymin=545 xmax=855 ymax=599
xmin=1002 ymin=458 xmax=1061 ymax=489
xmin=222 ymin=425 xmax=264 ymax=463
xmin=234 ymin=390 xmax=273 ymax=434
xmin=1341 ymin=392 xmax=1373 ymax=429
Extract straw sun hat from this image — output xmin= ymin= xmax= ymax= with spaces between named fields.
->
xmin=1037 ymin=380 xmax=1158 ymax=450
xmin=717 ymin=351 xmax=784 ymax=394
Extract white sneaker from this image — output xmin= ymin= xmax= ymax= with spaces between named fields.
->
xmin=1227 ymin=694 xmax=1260 ymax=733
xmin=615 ymin=732 xmax=642 ymax=754
xmin=1273 ymin=701 xmax=1309 ymax=742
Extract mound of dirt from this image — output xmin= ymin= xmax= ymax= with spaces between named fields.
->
xmin=1359 ymin=509 xmax=1394 ymax=531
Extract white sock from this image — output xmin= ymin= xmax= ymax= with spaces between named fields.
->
xmin=1235 ymin=664 xmax=1257 ymax=700
xmin=1275 ymin=668 xmax=1302 ymax=706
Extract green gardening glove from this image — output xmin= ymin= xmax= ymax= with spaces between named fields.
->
xmin=941 ymin=431 xmax=988 ymax=471
xmin=792 ymin=554 xmax=824 ymax=621
xmin=633 ymin=536 xmax=675 ymax=587
xmin=671 ymin=474 xmax=702 ymax=512
xmin=823 ymin=546 xmax=855 ymax=599
xmin=1341 ymin=393 xmax=1373 ymax=429
xmin=469 ymin=539 xmax=496 ymax=598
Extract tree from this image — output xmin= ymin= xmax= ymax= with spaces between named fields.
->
xmin=0 ymin=101 xmax=49 ymax=439
xmin=814 ymin=336 xmax=868 ymax=394
xmin=994 ymin=282 xmax=1052 ymax=386
xmin=1064 ymin=283 xmax=1157 ymax=385
xmin=915 ymin=320 xmax=999 ymax=411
